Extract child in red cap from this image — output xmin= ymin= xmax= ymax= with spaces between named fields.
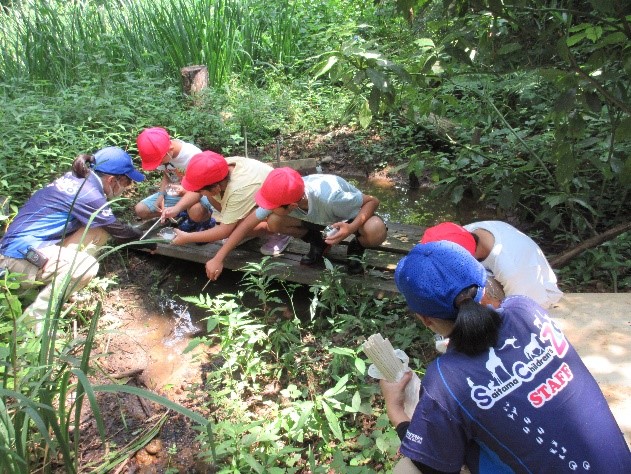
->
xmin=161 ymin=152 xmax=291 ymax=256
xmin=421 ymin=221 xmax=562 ymax=308
xmin=134 ymin=127 xmax=202 ymax=221
xmin=205 ymin=167 xmax=387 ymax=280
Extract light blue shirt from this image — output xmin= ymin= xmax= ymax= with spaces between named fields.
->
xmin=255 ymin=174 xmax=363 ymax=225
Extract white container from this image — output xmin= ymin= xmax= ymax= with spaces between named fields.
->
xmin=157 ymin=227 xmax=177 ymax=242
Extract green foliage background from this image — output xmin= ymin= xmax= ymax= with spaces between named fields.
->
xmin=0 ymin=0 xmax=630 ymax=471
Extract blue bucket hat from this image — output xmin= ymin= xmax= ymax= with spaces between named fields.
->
xmin=395 ymin=241 xmax=486 ymax=319
xmin=94 ymin=147 xmax=145 ymax=182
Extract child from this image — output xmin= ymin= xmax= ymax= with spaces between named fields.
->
xmin=205 ymin=167 xmax=387 ymax=279
xmin=422 ymin=221 xmax=563 ymax=308
xmin=134 ymin=127 xmax=210 ymax=232
xmin=161 ymin=151 xmax=291 ymax=256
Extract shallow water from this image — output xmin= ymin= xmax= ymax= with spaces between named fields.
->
xmin=159 ymin=298 xmax=201 ymax=347
xmin=345 ymin=175 xmax=484 ymax=226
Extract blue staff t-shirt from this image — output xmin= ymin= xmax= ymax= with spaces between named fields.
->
xmin=0 ymin=171 xmax=116 ymax=258
xmin=400 ymin=296 xmax=631 ymax=473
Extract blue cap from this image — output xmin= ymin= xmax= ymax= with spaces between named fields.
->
xmin=395 ymin=241 xmax=486 ymax=319
xmin=94 ymin=147 xmax=145 ymax=182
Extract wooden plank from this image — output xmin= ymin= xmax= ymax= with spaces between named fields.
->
xmin=138 ymin=213 xmax=424 ymax=294
xmin=152 ymin=238 xmax=399 ymax=293
xmin=144 ymin=220 xmax=409 ymax=293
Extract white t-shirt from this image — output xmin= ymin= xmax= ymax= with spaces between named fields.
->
xmin=156 ymin=140 xmax=201 ymax=184
xmin=464 ymin=221 xmax=563 ymax=308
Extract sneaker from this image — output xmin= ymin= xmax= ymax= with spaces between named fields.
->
xmin=178 ymin=216 xmax=216 ymax=232
xmin=300 ymin=241 xmax=330 ymax=266
xmin=260 ymin=233 xmax=292 ymax=256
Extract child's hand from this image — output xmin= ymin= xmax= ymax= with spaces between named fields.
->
xmin=171 ymin=229 xmax=189 ymax=246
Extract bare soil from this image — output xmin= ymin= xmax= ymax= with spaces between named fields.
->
xmin=73 ymin=252 xmax=217 ymax=473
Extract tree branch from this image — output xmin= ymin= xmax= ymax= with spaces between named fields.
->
xmin=549 ymin=221 xmax=631 ymax=268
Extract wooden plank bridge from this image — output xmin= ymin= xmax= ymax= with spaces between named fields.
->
xmin=144 ymin=220 xmax=425 ymax=294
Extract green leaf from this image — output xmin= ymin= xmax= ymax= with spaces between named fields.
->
xmin=498 ymin=43 xmax=521 ymax=55
xmin=414 ymin=38 xmax=435 ymax=51
xmin=450 ymin=185 xmax=464 ymax=204
xmin=375 ymin=433 xmax=389 ymax=452
xmin=354 ymin=357 xmax=366 ymax=374
xmin=615 ymin=117 xmax=631 ymax=142
xmin=366 ymin=68 xmax=389 ymax=92
xmin=583 ymin=91 xmax=602 ymax=113
xmin=566 ymin=32 xmax=586 ymax=47
xmin=544 ymin=195 xmax=567 ymax=208
xmin=553 ymin=89 xmax=576 ymax=115
xmin=329 ymin=347 xmax=355 ymax=356
xmin=620 ymin=157 xmax=631 ymax=186
xmin=556 ymin=37 xmax=571 ymax=61
xmin=72 ymin=369 xmax=106 ymax=440
xmin=292 ymin=401 xmax=315 ymax=433
xmin=358 ymin=99 xmax=372 ymax=128
xmin=321 ymin=400 xmax=344 ymax=441
xmin=498 ymin=186 xmax=515 ymax=210
xmin=597 ymin=32 xmax=627 ymax=47
xmin=323 ymin=374 xmax=349 ymax=398
xmin=313 ymin=55 xmax=339 ymax=79
xmin=351 ymin=390 xmax=362 ymax=412
xmin=567 ymin=197 xmax=597 ymax=214
xmin=94 ymin=384 xmax=210 ymax=427
xmin=585 ymin=26 xmax=603 ymax=42
xmin=369 ymin=86 xmax=381 ymax=115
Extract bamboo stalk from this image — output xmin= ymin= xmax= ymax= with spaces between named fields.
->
xmin=362 ymin=333 xmax=405 ymax=383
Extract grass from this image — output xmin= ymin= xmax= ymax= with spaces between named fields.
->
xmin=181 ymin=258 xmax=433 ymax=472
xmin=0 ymin=236 xmax=220 ymax=473
xmin=0 ymin=0 xmax=309 ymax=89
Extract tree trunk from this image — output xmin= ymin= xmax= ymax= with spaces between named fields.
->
xmin=549 ymin=221 xmax=631 ymax=268
xmin=180 ymin=65 xmax=208 ymax=96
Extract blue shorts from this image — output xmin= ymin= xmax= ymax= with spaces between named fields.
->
xmin=139 ymin=192 xmax=181 ymax=213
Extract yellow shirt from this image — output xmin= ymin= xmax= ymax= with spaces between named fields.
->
xmin=215 ymin=156 xmax=273 ymax=225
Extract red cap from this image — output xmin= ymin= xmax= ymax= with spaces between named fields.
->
xmin=137 ymin=127 xmax=171 ymax=170
xmin=181 ymin=151 xmax=229 ymax=191
xmin=255 ymin=167 xmax=304 ymax=209
xmin=420 ymin=222 xmax=476 ymax=256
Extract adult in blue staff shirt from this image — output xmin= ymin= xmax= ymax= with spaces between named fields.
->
xmin=381 ymin=241 xmax=630 ymax=473
xmin=0 ymin=147 xmax=148 ymax=333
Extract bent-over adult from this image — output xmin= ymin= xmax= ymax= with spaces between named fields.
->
xmin=0 ymin=147 xmax=149 ymax=333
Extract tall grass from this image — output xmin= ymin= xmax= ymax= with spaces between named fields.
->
xmin=0 ymin=236 xmax=216 ymax=473
xmin=0 ymin=0 xmax=305 ymax=89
